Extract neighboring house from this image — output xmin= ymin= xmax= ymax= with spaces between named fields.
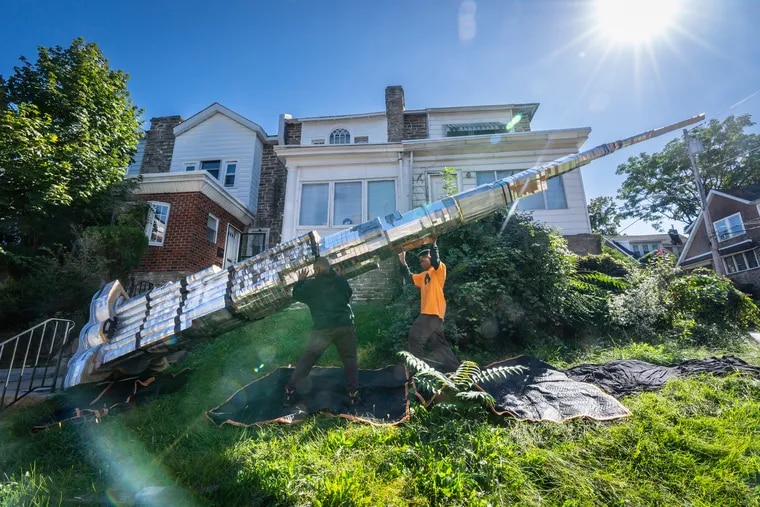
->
xmin=126 ymin=105 xmax=287 ymax=290
xmin=605 ymin=232 xmax=686 ymax=260
xmin=677 ymin=186 xmax=760 ymax=293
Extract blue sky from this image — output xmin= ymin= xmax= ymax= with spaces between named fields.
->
xmin=2 ymin=0 xmax=759 ymax=235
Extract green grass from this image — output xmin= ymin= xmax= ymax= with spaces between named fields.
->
xmin=1 ymin=303 xmax=759 ymax=506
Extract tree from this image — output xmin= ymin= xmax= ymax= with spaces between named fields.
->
xmin=0 ymin=38 xmax=142 ymax=251
xmin=588 ymin=196 xmax=621 ymax=235
xmin=616 ymin=115 xmax=760 ymax=230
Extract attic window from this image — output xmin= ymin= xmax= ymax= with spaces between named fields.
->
xmin=444 ymin=122 xmax=506 ymax=137
xmin=354 ymin=136 xmax=369 ymax=144
xmin=311 ymin=139 xmax=325 ymax=145
xmin=329 ymin=128 xmax=351 ymax=144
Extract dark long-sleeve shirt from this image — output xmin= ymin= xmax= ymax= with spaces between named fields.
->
xmin=292 ymin=270 xmax=354 ymax=330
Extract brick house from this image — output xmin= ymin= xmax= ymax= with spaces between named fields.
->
xmin=127 ymin=104 xmax=286 ymax=290
xmin=677 ymin=186 xmax=760 ymax=293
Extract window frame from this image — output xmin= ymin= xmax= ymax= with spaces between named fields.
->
xmin=474 ymin=170 xmax=567 ymax=210
xmin=297 ymin=179 xmax=397 ymax=228
xmin=713 ymin=212 xmax=745 ymax=242
xmin=184 ymin=163 xmax=196 ymax=172
xmin=329 ymin=128 xmax=351 ymax=145
xmin=200 ymin=160 xmax=222 ymax=180
xmin=723 ymin=248 xmax=760 ymax=274
xmin=206 ymin=213 xmax=220 ymax=244
xmin=224 ymin=161 xmax=237 ymax=187
xmin=145 ymin=201 xmax=171 ymax=247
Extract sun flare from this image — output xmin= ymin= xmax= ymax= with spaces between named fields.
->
xmin=594 ymin=0 xmax=681 ymax=45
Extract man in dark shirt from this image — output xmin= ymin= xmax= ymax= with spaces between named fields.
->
xmin=284 ymin=257 xmax=360 ymax=407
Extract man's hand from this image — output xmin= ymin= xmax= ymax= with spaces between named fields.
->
xmin=398 ymin=251 xmax=407 ymax=265
xmin=297 ymin=268 xmax=310 ymax=281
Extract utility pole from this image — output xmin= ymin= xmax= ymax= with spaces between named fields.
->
xmin=684 ymin=128 xmax=724 ymax=275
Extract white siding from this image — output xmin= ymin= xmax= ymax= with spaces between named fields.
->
xmin=411 ymin=150 xmax=591 ymax=235
xmin=126 ymin=138 xmax=146 ymax=176
xmin=300 ymin=116 xmax=388 ymax=145
xmin=427 ymin=110 xmax=516 ymax=139
xmin=171 ymin=113 xmax=259 ymax=212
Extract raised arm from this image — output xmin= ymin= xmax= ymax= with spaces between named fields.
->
xmin=398 ymin=251 xmax=413 ymax=284
xmin=430 ymin=240 xmax=441 ymax=269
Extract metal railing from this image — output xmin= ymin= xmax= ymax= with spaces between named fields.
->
xmin=1 ymin=318 xmax=76 ymax=410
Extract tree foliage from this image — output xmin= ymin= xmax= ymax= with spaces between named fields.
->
xmin=588 ymin=196 xmax=621 ymax=235
xmin=0 ymin=38 xmax=142 ymax=251
xmin=616 ymin=115 xmax=760 ymax=230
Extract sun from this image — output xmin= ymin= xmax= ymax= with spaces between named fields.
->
xmin=594 ymin=0 xmax=681 ymax=45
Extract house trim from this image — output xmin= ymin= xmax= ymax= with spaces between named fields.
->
xmin=131 ymin=172 xmax=255 ymax=224
xmin=174 ymin=102 xmax=271 ymax=142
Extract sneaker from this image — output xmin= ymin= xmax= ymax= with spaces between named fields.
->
xmin=283 ymin=387 xmax=296 ymax=407
xmin=348 ymin=389 xmax=362 ymax=407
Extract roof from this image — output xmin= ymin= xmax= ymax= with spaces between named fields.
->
xmin=174 ymin=103 xmax=272 ymax=140
xmin=714 ymin=184 xmax=760 ymax=203
xmin=294 ymin=103 xmax=541 ymax=123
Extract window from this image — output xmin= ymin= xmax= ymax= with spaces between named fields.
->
xmin=240 ymin=230 xmax=269 ymax=260
xmin=184 ymin=163 xmax=196 ymax=172
xmin=311 ymin=139 xmax=325 ymax=145
xmin=354 ymin=136 xmax=369 ymax=144
xmin=224 ymin=162 xmax=237 ymax=187
xmin=145 ymin=202 xmax=170 ymax=246
xmin=298 ymin=180 xmax=397 ymax=227
xmin=714 ymin=213 xmax=745 ymax=242
xmin=206 ymin=214 xmax=219 ymax=243
xmin=299 ymin=183 xmax=329 ymax=226
xmin=724 ymin=249 xmax=759 ymax=274
xmin=475 ymin=170 xmax=566 ymax=209
xmin=329 ymin=128 xmax=351 ymax=145
xmin=201 ymin=160 xmax=221 ymax=179
xmin=632 ymin=243 xmax=660 ymax=256
xmin=445 ymin=122 xmax=506 ymax=137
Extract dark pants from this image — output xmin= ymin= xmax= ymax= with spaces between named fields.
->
xmin=408 ymin=314 xmax=460 ymax=372
xmin=287 ymin=325 xmax=359 ymax=393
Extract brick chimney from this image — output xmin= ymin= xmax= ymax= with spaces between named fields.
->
xmin=140 ymin=116 xmax=183 ymax=174
xmin=385 ymin=86 xmax=404 ymax=143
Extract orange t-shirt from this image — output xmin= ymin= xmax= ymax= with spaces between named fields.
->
xmin=412 ymin=262 xmax=447 ymax=319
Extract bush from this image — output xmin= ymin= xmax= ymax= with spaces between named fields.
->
xmin=577 ymin=253 xmax=632 ymax=278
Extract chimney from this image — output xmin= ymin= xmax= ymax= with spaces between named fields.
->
xmin=140 ymin=116 xmax=183 ymax=174
xmin=385 ymin=86 xmax=404 ymax=143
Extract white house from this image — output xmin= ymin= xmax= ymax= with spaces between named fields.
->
xmin=276 ymin=86 xmax=594 ymax=246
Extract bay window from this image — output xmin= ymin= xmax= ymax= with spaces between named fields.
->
xmin=299 ymin=180 xmax=397 ymax=227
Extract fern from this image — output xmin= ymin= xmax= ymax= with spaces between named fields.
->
xmin=397 ymin=351 xmax=521 ymax=409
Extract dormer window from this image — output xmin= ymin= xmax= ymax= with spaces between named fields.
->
xmin=445 ymin=122 xmax=506 ymax=137
xmin=329 ymin=128 xmax=351 ymax=144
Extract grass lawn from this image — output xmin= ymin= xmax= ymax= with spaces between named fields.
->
xmin=2 ymin=302 xmax=759 ymax=506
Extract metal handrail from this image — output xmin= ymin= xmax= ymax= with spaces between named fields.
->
xmin=0 ymin=318 xmax=76 ymax=410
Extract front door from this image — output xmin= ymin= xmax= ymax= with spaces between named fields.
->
xmin=224 ymin=225 xmax=242 ymax=268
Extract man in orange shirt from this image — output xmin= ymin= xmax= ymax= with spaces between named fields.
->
xmin=398 ymin=240 xmax=460 ymax=372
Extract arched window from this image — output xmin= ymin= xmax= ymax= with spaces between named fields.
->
xmin=329 ymin=128 xmax=351 ymax=145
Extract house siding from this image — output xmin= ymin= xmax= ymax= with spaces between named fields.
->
xmin=170 ymin=113 xmax=258 ymax=211
xmin=132 ymin=192 xmax=247 ymax=285
xmin=300 ymin=116 xmax=388 ymax=146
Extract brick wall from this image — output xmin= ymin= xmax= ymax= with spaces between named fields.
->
xmin=284 ymin=120 xmax=302 ymax=145
xmin=403 ymin=113 xmax=428 ymax=140
xmin=385 ymin=86 xmax=405 ymax=143
xmin=133 ymin=192 xmax=247 ymax=279
xmin=349 ymin=257 xmax=401 ymax=301
xmin=140 ymin=116 xmax=183 ymax=174
xmin=253 ymin=142 xmax=287 ymax=246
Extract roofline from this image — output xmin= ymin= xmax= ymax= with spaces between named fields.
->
xmin=297 ymin=112 xmax=387 ymax=122
xmin=709 ymin=188 xmax=755 ymax=205
xmin=174 ymin=102 xmax=270 ymax=141
xmin=676 ymin=210 xmax=704 ymax=267
xmin=290 ymin=103 xmax=541 ymax=123
xmin=401 ymin=127 xmax=591 ymax=150
xmin=131 ymin=172 xmax=255 ymax=224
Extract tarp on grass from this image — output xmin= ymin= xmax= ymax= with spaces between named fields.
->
xmin=206 ymin=364 xmax=411 ymax=427
xmin=565 ymin=355 xmax=760 ymax=397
